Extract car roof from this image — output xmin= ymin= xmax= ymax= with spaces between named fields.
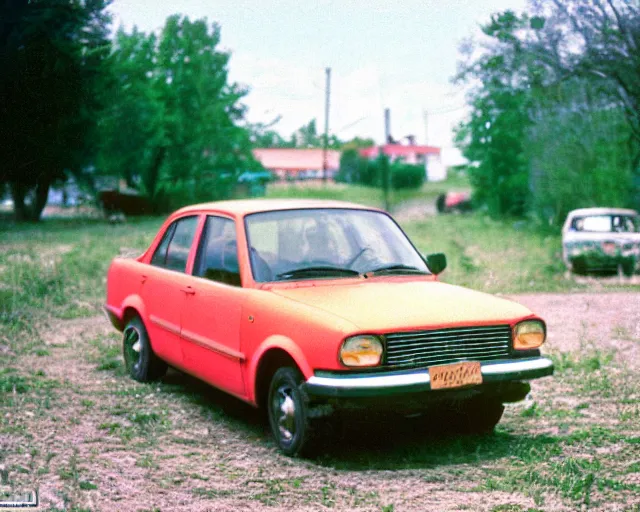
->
xmin=566 ymin=207 xmax=638 ymax=218
xmin=174 ymin=198 xmax=383 ymax=217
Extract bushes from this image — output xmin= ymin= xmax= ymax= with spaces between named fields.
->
xmin=337 ymin=151 xmax=425 ymax=190
xmin=391 ymin=162 xmax=425 ymax=189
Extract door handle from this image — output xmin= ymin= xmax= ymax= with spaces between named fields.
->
xmin=181 ymin=286 xmax=196 ymax=295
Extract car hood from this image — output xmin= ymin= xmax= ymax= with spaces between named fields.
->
xmin=271 ymin=279 xmax=532 ymax=331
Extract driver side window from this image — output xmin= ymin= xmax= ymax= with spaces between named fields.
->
xmin=193 ymin=216 xmax=241 ymax=287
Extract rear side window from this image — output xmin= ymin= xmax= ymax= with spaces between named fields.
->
xmin=150 ymin=224 xmax=175 ymax=267
xmin=151 ymin=216 xmax=199 ymax=272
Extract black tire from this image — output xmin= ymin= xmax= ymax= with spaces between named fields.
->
xmin=571 ymin=257 xmax=588 ymax=275
xmin=267 ymin=367 xmax=320 ymax=457
xmin=456 ymin=397 xmax=505 ymax=434
xmin=122 ymin=316 xmax=167 ymax=382
xmin=622 ymin=257 xmax=636 ymax=277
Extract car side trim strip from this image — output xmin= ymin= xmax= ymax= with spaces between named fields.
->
xmin=149 ymin=315 xmax=246 ymax=361
xmin=307 ymin=357 xmax=554 ymax=389
xmin=149 ymin=315 xmax=181 ymax=336
xmin=181 ymin=329 xmax=246 ymax=361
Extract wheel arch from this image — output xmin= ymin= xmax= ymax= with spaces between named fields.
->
xmin=250 ymin=336 xmax=313 ymax=409
xmin=119 ymin=295 xmax=147 ymax=330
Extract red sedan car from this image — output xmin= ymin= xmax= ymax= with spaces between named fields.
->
xmin=105 ymin=199 xmax=553 ymax=456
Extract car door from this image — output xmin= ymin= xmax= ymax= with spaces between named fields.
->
xmin=141 ymin=215 xmax=200 ymax=368
xmin=179 ymin=215 xmax=246 ymax=397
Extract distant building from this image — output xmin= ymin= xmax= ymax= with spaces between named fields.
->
xmin=360 ymin=144 xmax=446 ymax=182
xmin=253 ymin=148 xmax=341 ymax=180
xmin=253 ymin=144 xmax=446 ymax=182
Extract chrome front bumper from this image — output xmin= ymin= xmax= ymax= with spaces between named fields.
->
xmin=304 ymin=357 xmax=554 ymax=399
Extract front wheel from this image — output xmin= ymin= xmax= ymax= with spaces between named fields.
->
xmin=123 ymin=316 xmax=167 ymax=382
xmin=457 ymin=397 xmax=505 ymax=434
xmin=434 ymin=397 xmax=504 ymax=435
xmin=267 ymin=367 xmax=320 ymax=457
xmin=570 ymin=256 xmax=588 ymax=275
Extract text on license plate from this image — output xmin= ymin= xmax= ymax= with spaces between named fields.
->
xmin=429 ymin=361 xmax=482 ymax=390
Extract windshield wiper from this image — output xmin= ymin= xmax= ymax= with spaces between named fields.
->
xmin=276 ymin=266 xmax=362 ymax=281
xmin=366 ymin=264 xmax=430 ymax=276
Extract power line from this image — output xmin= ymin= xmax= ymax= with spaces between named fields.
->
xmin=322 ymin=67 xmax=331 ymax=182
xmin=336 ymin=116 xmax=369 ymax=133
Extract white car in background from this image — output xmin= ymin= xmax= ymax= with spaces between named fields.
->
xmin=562 ymin=207 xmax=640 ymax=276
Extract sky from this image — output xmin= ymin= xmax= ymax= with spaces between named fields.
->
xmin=109 ymin=0 xmax=528 ymax=165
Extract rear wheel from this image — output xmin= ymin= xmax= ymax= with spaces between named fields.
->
xmin=123 ymin=316 xmax=167 ymax=382
xmin=621 ymin=257 xmax=636 ymax=277
xmin=267 ymin=367 xmax=321 ymax=457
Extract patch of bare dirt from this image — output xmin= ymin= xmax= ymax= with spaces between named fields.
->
xmin=506 ymin=292 xmax=640 ymax=369
xmin=393 ymin=198 xmax=437 ymax=221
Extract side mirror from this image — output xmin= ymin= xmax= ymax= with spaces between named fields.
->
xmin=426 ymin=253 xmax=447 ymax=275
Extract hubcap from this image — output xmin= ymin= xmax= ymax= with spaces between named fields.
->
xmin=272 ymin=385 xmax=296 ymax=443
xmin=123 ymin=326 xmax=142 ymax=373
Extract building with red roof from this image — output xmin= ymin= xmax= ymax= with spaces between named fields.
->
xmin=359 ymin=144 xmax=446 ymax=181
xmin=253 ymin=143 xmax=446 ymax=182
xmin=252 ymin=148 xmax=341 ymax=180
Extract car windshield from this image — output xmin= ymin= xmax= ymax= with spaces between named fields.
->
xmin=571 ymin=214 xmax=639 ymax=233
xmin=245 ymin=208 xmax=430 ymax=282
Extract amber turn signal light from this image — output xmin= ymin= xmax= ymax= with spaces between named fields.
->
xmin=513 ymin=320 xmax=546 ymax=350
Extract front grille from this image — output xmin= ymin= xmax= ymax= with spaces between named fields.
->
xmin=384 ymin=325 xmax=512 ymax=369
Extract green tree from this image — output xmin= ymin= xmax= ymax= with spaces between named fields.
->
xmin=526 ymin=0 xmax=640 ymax=183
xmin=292 ymin=119 xmax=321 ymax=148
xmin=336 ymin=149 xmax=364 ymax=184
xmin=455 ymin=88 xmax=531 ymax=218
xmin=97 ymin=27 xmax=163 ymax=192
xmin=341 ymin=136 xmax=376 ymax=150
xmin=0 ymin=0 xmax=112 ymax=221
xmin=248 ymin=116 xmax=295 ymax=148
xmin=456 ymin=1 xmax=640 ymax=222
xmin=527 ymin=79 xmax=632 ymax=225
xmin=455 ymin=11 xmax=534 ymax=218
xmin=98 ymin=15 xmax=258 ymax=211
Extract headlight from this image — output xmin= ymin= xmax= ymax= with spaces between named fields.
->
xmin=339 ymin=335 xmax=383 ymax=367
xmin=513 ymin=320 xmax=546 ymax=350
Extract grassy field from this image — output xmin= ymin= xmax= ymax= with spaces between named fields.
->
xmin=1 ymin=186 xmax=639 ymax=511
xmin=264 ymin=174 xmax=471 ymax=210
xmin=405 ymin=215 xmax=575 ymax=294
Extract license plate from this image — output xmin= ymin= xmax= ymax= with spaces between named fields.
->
xmin=602 ymin=242 xmax=616 ymax=255
xmin=429 ymin=361 xmax=482 ymax=390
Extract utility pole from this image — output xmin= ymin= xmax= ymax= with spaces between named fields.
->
xmin=423 ymin=109 xmax=429 ymax=145
xmin=382 ymin=108 xmax=391 ymax=212
xmin=322 ymin=67 xmax=331 ymax=183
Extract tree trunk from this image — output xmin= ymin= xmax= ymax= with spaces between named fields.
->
xmin=30 ymin=175 xmax=51 ymax=221
xmin=145 ymin=146 xmax=167 ymax=201
xmin=631 ymin=148 xmax=640 ymax=211
xmin=10 ymin=176 xmax=51 ymax=222
xmin=10 ymin=181 xmax=27 ymax=221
